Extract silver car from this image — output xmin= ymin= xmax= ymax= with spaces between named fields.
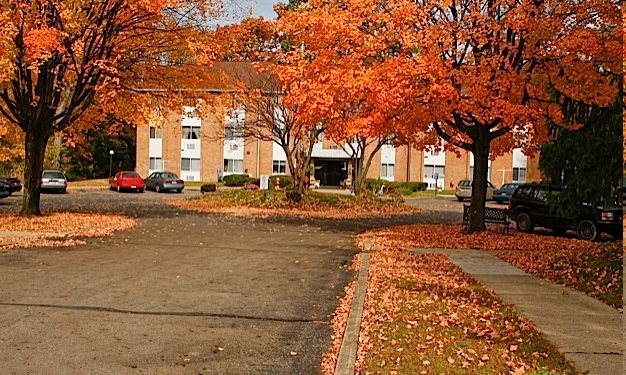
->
xmin=455 ymin=179 xmax=494 ymax=202
xmin=41 ymin=170 xmax=68 ymax=194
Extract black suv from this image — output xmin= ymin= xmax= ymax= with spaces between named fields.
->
xmin=508 ymin=183 xmax=623 ymax=241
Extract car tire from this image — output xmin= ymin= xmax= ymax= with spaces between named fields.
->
xmin=457 ymin=197 xmax=464 ymax=202
xmin=577 ymin=220 xmax=598 ymax=241
xmin=177 ymin=189 xmax=183 ymax=193
xmin=155 ymin=184 xmax=162 ymax=193
xmin=61 ymin=188 xmax=67 ymax=194
xmin=109 ymin=183 xmax=113 ymax=191
xmin=516 ymin=212 xmax=534 ymax=233
xmin=139 ymin=189 xmax=144 ymax=193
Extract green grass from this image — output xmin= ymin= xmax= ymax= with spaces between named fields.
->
xmin=362 ymin=254 xmax=580 ymax=375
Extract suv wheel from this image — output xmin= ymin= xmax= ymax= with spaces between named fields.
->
xmin=516 ymin=212 xmax=534 ymax=233
xmin=577 ymin=220 xmax=598 ymax=241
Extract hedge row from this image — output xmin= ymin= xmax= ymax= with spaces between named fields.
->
xmin=222 ymin=174 xmax=294 ymax=190
xmin=364 ymin=179 xmax=428 ymax=195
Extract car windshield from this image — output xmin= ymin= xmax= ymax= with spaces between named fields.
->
xmin=162 ymin=172 xmax=178 ymax=179
xmin=43 ymin=171 xmax=65 ymax=179
xmin=502 ymin=184 xmax=517 ymax=189
xmin=459 ymin=180 xmax=472 ymax=187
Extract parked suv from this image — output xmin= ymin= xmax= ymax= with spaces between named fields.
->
xmin=508 ymin=183 xmax=623 ymax=241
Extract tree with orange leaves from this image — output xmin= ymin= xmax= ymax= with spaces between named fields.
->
xmin=277 ymin=0 xmax=622 ymax=231
xmin=0 ymin=0 xmax=226 ymax=215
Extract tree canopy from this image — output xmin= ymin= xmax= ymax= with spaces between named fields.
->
xmin=0 ymin=0 xmax=226 ymax=215
xmin=274 ymin=0 xmax=622 ymax=231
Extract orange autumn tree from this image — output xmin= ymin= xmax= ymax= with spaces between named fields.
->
xmin=0 ymin=0 xmax=225 ymax=216
xmin=208 ymin=17 xmax=325 ymax=200
xmin=277 ymin=0 xmax=621 ymax=231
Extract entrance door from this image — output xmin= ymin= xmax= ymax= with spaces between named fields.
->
xmin=314 ymin=160 xmax=348 ymax=186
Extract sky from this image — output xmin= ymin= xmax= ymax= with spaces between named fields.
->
xmin=251 ymin=0 xmax=281 ymax=19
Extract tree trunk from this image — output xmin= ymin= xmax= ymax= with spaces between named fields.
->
xmin=466 ymin=128 xmax=491 ymax=232
xmin=20 ymin=130 xmax=51 ymax=216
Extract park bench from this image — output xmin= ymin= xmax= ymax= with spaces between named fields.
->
xmin=463 ymin=205 xmax=510 ymax=233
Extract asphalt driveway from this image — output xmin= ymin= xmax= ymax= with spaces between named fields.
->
xmin=0 ymin=191 xmax=463 ymax=374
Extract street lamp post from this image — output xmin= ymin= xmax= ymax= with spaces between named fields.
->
xmin=109 ymin=150 xmax=114 ymax=178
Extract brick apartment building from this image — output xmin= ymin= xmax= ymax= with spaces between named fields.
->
xmin=135 ymin=62 xmax=540 ymax=189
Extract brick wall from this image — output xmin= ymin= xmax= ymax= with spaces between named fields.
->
xmin=445 ymin=150 xmax=470 ymax=189
xmin=200 ymin=109 xmax=225 ymax=182
xmin=490 ymin=152 xmax=514 ymax=187
xmin=136 ymin=123 xmax=149 ymax=177
xmin=162 ymin=111 xmax=182 ymax=175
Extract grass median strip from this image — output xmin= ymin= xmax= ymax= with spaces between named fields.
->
xmin=352 ymin=249 xmax=580 ymax=375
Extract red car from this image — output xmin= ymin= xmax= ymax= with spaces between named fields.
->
xmin=109 ymin=171 xmax=145 ymax=193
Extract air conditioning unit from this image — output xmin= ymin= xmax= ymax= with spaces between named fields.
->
xmin=187 ymin=144 xmax=195 ymax=150
xmin=230 ymin=144 xmax=238 ymax=151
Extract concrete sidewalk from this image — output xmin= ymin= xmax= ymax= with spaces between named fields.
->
xmin=335 ymin=248 xmax=622 ymax=375
xmin=411 ymin=249 xmax=623 ymax=375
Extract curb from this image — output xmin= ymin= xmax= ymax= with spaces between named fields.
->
xmin=334 ymin=251 xmax=370 ymax=375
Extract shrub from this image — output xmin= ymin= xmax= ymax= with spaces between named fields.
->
xmin=200 ymin=183 xmax=217 ymax=193
xmin=223 ymin=174 xmax=250 ymax=187
xmin=248 ymin=178 xmax=260 ymax=186
xmin=270 ymin=175 xmax=293 ymax=190
xmin=390 ymin=181 xmax=428 ymax=194
xmin=248 ymin=184 xmax=260 ymax=191
xmin=364 ymin=178 xmax=386 ymax=191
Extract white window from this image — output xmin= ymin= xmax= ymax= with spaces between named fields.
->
xmin=149 ymin=127 xmax=162 ymax=139
xmin=149 ymin=157 xmax=163 ymax=170
xmin=273 ymin=160 xmax=286 ymax=174
xmin=424 ymin=165 xmax=445 ymax=179
xmin=225 ymin=109 xmax=245 ymax=140
xmin=181 ymin=158 xmax=200 ymax=172
xmin=224 ymin=159 xmax=244 ymax=173
xmin=381 ymin=163 xmax=395 ymax=178
xmin=182 ymin=126 xmax=201 ymax=140
xmin=513 ymin=167 xmax=527 ymax=182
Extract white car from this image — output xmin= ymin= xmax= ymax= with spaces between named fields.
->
xmin=455 ymin=179 xmax=494 ymax=202
xmin=41 ymin=170 xmax=68 ymax=194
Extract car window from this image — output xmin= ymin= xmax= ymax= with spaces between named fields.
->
xmin=122 ymin=172 xmax=140 ymax=178
xmin=43 ymin=171 xmax=65 ymax=179
xmin=459 ymin=180 xmax=472 ymax=187
xmin=487 ymin=182 xmax=494 ymax=188
xmin=535 ymin=188 xmax=548 ymax=202
xmin=163 ymin=172 xmax=178 ymax=179
xmin=514 ymin=186 xmax=534 ymax=199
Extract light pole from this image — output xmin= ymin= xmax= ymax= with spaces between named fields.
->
xmin=109 ymin=150 xmax=114 ymax=178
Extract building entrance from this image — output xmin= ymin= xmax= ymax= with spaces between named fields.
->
xmin=314 ymin=159 xmax=348 ymax=186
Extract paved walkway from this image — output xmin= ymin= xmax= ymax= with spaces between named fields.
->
xmin=336 ymin=248 xmax=623 ymax=375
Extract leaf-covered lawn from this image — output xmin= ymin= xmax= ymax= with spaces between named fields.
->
xmin=356 ymin=224 xmax=623 ymax=309
xmin=0 ymin=213 xmax=136 ymax=250
xmin=170 ymin=190 xmax=420 ymax=218
xmin=323 ymin=249 xmax=581 ymax=375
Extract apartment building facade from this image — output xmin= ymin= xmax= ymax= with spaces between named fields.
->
xmin=136 ymin=108 xmax=540 ymax=189
xmin=135 ymin=62 xmax=541 ymax=189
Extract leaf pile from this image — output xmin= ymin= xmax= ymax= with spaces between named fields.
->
xmin=350 ymin=249 xmax=580 ymax=375
xmin=0 ymin=213 xmax=136 ymax=250
xmin=498 ymin=242 xmax=623 ymax=309
xmin=170 ymin=190 xmax=421 ymax=218
xmin=356 ymin=224 xmax=622 ymax=309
